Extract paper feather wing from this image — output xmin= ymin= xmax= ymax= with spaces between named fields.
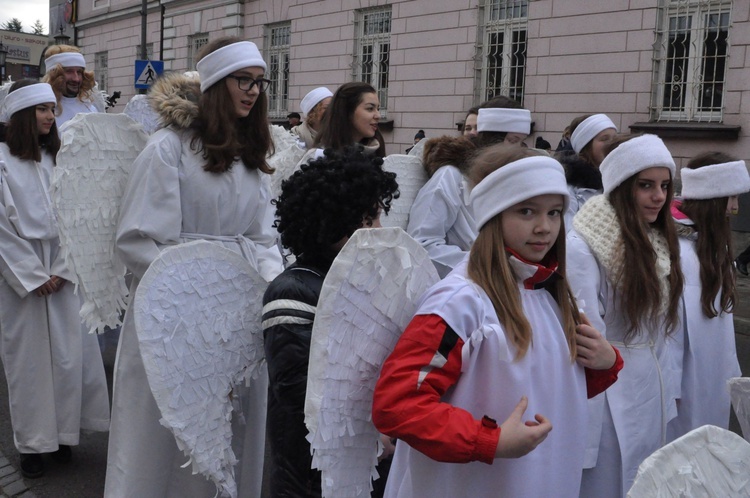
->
xmin=729 ymin=377 xmax=750 ymax=442
xmin=627 ymin=425 xmax=750 ymax=497
xmin=123 ymin=94 xmax=160 ymax=134
xmin=407 ymin=136 xmax=426 ymax=159
xmin=380 ymin=154 xmax=428 ymax=230
xmin=51 ymin=113 xmax=148 ymax=333
xmin=267 ymin=124 xmax=306 ymax=200
xmin=304 ymin=227 xmax=439 ymax=497
xmin=134 ymin=240 xmax=268 ymax=498
xmin=0 ymin=82 xmax=13 ymax=121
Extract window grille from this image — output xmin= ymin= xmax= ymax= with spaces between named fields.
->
xmin=652 ymin=0 xmax=731 ymax=122
xmin=188 ymin=33 xmax=209 ymax=70
xmin=95 ymin=51 xmax=108 ymax=92
xmin=480 ymin=0 xmax=528 ymax=104
xmin=265 ymin=22 xmax=291 ymax=119
xmin=354 ymin=7 xmax=391 ymax=117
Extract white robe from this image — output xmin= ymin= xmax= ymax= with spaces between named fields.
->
xmin=0 ymin=144 xmax=110 ymax=453
xmin=566 ymin=230 xmax=681 ymax=498
xmin=104 ymin=128 xmax=283 ymax=497
xmin=385 ymin=258 xmax=588 ymax=498
xmin=407 ymin=166 xmax=477 ymax=278
xmin=666 ymin=235 xmax=741 ymax=440
xmin=56 ymin=96 xmax=98 ymax=129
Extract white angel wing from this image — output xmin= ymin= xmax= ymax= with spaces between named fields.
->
xmin=91 ymin=83 xmax=108 ymax=112
xmin=267 ymin=124 xmax=306 ymax=200
xmin=134 ymin=240 xmax=268 ymax=498
xmin=51 ymin=113 xmax=148 ymax=333
xmin=729 ymin=377 xmax=750 ymax=442
xmin=407 ymin=136 xmax=426 ymax=158
xmin=380 ymin=154 xmax=428 ymax=230
xmin=0 ymin=81 xmax=14 ymax=121
xmin=627 ymin=425 xmax=750 ymax=497
xmin=123 ymin=94 xmax=160 ymax=134
xmin=304 ymin=227 xmax=439 ymax=498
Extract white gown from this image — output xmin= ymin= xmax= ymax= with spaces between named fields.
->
xmin=0 ymin=144 xmax=110 ymax=453
xmin=666 ymin=235 xmax=741 ymax=440
xmin=56 ymin=96 xmax=98 ymax=129
xmin=104 ymin=128 xmax=283 ymax=497
xmin=407 ymin=166 xmax=476 ymax=278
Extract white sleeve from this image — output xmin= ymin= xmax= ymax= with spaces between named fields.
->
xmin=566 ymin=231 xmax=607 ymax=337
xmin=247 ymin=175 xmax=283 ymax=282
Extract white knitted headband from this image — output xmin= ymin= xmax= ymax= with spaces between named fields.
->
xmin=300 ymin=87 xmax=333 ymax=115
xmin=196 ymin=41 xmax=267 ymax=92
xmin=681 ymin=161 xmax=750 ymax=199
xmin=477 ymin=108 xmax=531 ymax=135
xmin=470 ymin=156 xmax=570 ymax=230
xmin=45 ymin=52 xmax=86 ymax=73
xmin=570 ymin=114 xmax=617 ymax=153
xmin=600 ymin=134 xmax=676 ymax=195
xmin=1 ymin=83 xmax=56 ymax=120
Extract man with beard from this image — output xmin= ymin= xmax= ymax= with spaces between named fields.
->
xmin=42 ymin=45 xmax=103 ymax=128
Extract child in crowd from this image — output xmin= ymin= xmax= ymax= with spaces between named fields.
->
xmin=373 ymin=144 xmax=622 ymax=497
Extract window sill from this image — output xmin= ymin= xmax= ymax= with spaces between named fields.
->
xmin=629 ymin=122 xmax=741 ymax=140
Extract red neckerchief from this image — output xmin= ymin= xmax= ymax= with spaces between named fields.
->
xmin=671 ymin=198 xmax=689 ymax=221
xmin=505 ymin=248 xmax=561 ymax=290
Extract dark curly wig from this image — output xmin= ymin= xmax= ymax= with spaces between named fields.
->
xmin=274 ymin=146 xmax=399 ymax=258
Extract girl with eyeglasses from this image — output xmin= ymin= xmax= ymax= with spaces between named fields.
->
xmin=104 ymin=37 xmax=283 ymax=497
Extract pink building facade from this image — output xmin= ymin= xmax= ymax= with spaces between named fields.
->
xmin=71 ymin=0 xmax=749 ymax=162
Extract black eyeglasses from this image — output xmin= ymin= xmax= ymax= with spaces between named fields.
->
xmin=226 ymin=75 xmax=271 ymax=93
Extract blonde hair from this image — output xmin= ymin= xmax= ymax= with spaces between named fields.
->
xmin=467 ymin=144 xmax=580 ymax=360
xmin=42 ymin=45 xmax=97 ymax=115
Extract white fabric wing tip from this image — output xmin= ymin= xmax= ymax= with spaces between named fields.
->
xmin=729 ymin=377 xmax=750 ymax=443
xmin=380 ymin=154 xmax=428 ymax=231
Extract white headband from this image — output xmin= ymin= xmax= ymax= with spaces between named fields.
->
xmin=45 ymin=52 xmax=87 ymax=73
xmin=196 ymin=41 xmax=267 ymax=92
xmin=600 ymin=134 xmax=676 ymax=195
xmin=300 ymin=87 xmax=333 ymax=115
xmin=477 ymin=108 xmax=531 ymax=135
xmin=470 ymin=156 xmax=570 ymax=230
xmin=570 ymin=114 xmax=617 ymax=153
xmin=1 ymin=83 xmax=56 ymax=121
xmin=681 ymin=161 xmax=750 ymax=199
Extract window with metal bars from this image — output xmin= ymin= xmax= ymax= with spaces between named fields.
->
xmin=480 ymin=0 xmax=527 ymax=104
xmin=95 ymin=51 xmax=108 ymax=92
xmin=188 ymin=33 xmax=209 ymax=70
xmin=652 ymin=0 xmax=731 ymax=122
xmin=354 ymin=7 xmax=391 ymax=117
xmin=265 ymin=22 xmax=291 ymax=119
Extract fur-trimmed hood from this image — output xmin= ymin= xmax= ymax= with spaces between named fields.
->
xmin=148 ymin=72 xmax=202 ymax=130
xmin=556 ymin=149 xmax=603 ymax=190
xmin=421 ymin=135 xmax=476 ymax=178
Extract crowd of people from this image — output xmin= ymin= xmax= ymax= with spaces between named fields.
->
xmin=0 ymin=36 xmax=747 ymax=498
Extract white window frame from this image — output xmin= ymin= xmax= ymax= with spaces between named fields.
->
xmin=188 ymin=33 xmax=209 ymax=70
xmin=479 ymin=0 xmax=528 ymax=104
xmin=264 ymin=22 xmax=291 ymax=119
xmin=93 ymin=0 xmax=110 ymax=10
xmin=354 ymin=6 xmax=391 ymax=117
xmin=95 ymin=51 xmax=108 ymax=92
xmin=652 ymin=0 xmax=731 ymax=122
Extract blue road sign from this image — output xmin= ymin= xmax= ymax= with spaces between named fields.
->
xmin=135 ymin=60 xmax=164 ymax=89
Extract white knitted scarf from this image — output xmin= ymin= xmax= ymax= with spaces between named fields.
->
xmin=572 ymin=195 xmax=672 ymax=316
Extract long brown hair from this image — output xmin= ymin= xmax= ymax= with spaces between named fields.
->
xmin=42 ymin=44 xmax=97 ymax=113
xmin=190 ymin=37 xmax=273 ymax=174
xmin=314 ymin=82 xmax=381 ymax=154
xmin=467 ymin=144 xmax=580 ymax=361
xmin=680 ymin=151 xmax=737 ymax=318
xmin=3 ymin=80 xmax=61 ymax=162
xmin=606 ymin=137 xmax=683 ymax=340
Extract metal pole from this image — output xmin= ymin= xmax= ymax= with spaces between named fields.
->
xmin=139 ymin=0 xmax=147 ymax=94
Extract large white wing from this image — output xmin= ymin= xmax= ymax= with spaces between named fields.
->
xmin=729 ymin=377 xmax=750 ymax=442
xmin=123 ymin=94 xmax=160 ymax=134
xmin=134 ymin=240 xmax=268 ymax=498
xmin=627 ymin=425 xmax=750 ymax=497
xmin=51 ymin=113 xmax=148 ymax=333
xmin=407 ymin=136 xmax=426 ymax=158
xmin=267 ymin=124 xmax=306 ymax=200
xmin=0 ymin=81 xmax=13 ymax=121
xmin=304 ymin=227 xmax=439 ymax=497
xmin=380 ymin=154 xmax=428 ymax=230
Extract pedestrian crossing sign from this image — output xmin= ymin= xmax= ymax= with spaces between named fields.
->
xmin=135 ymin=60 xmax=164 ymax=89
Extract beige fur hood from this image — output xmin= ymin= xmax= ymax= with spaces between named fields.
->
xmin=148 ymin=72 xmax=201 ymax=130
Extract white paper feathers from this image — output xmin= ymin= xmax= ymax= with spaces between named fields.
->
xmin=267 ymin=124 xmax=306 ymax=200
xmin=304 ymin=227 xmax=439 ymax=497
xmin=729 ymin=377 xmax=750 ymax=443
xmin=123 ymin=94 xmax=160 ymax=134
xmin=133 ymin=240 xmax=268 ymax=498
xmin=51 ymin=113 xmax=148 ymax=333
xmin=379 ymin=154 xmax=428 ymax=230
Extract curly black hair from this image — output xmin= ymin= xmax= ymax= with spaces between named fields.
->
xmin=274 ymin=146 xmax=399 ymax=258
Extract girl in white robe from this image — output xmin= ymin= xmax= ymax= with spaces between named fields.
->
xmin=373 ymin=145 xmax=622 ymax=498
xmin=104 ymin=38 xmax=283 ymax=497
xmin=0 ymin=81 xmax=110 ymax=479
xmin=667 ymin=153 xmax=748 ymax=440
xmin=566 ymin=134 xmax=685 ymax=497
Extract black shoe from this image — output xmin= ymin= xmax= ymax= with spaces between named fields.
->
xmin=737 ymin=259 xmax=749 ymax=276
xmin=51 ymin=445 xmax=72 ymax=464
xmin=20 ymin=453 xmax=44 ymax=479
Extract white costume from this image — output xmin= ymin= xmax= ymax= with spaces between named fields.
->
xmin=407 ymin=165 xmax=476 ymax=278
xmin=0 ymin=143 xmax=110 ymax=453
xmin=56 ymin=96 xmax=98 ymax=129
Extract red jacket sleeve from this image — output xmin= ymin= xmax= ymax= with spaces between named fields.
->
xmin=584 ymin=346 xmax=623 ymax=398
xmin=372 ymin=314 xmax=500 ymax=465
